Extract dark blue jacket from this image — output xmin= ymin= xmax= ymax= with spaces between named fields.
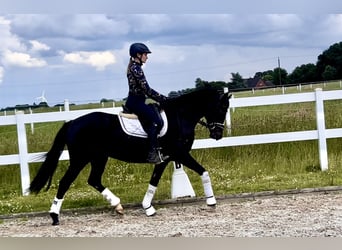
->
xmin=126 ymin=59 xmax=166 ymax=103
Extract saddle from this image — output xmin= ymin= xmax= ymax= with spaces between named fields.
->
xmin=118 ymin=103 xmax=168 ymax=138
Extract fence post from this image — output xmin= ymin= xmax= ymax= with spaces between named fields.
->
xmin=15 ymin=111 xmax=30 ymax=195
xmin=64 ymin=99 xmax=70 ymax=111
xmin=226 ymin=108 xmax=232 ymax=135
xmin=30 ymin=107 xmax=34 ymax=134
xmin=315 ymin=88 xmax=328 ymax=171
xmin=224 ymin=87 xmax=232 ymax=135
xmin=171 ymin=162 xmax=195 ymax=198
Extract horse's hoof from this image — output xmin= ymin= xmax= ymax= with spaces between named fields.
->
xmin=144 ymin=206 xmax=156 ymax=216
xmin=206 ymin=196 xmax=216 ymax=206
xmin=115 ymin=204 xmax=124 ymax=215
xmin=50 ymin=212 xmax=59 ymax=226
xmin=207 ymin=204 xmax=216 ymax=209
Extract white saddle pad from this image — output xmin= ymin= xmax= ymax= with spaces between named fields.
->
xmin=118 ymin=111 xmax=168 ymax=138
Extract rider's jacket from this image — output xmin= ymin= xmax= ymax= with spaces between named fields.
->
xmin=126 ymin=59 xmax=166 ymax=103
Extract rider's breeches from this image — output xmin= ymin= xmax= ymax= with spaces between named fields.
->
xmin=125 ymin=96 xmax=163 ymax=149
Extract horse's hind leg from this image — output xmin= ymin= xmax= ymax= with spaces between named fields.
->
xmin=49 ymin=161 xmax=86 ymax=225
xmin=88 ymin=156 xmax=123 ymax=215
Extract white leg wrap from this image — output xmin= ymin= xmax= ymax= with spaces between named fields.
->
xmin=142 ymin=184 xmax=157 ymax=209
xmin=49 ymin=197 xmax=64 ymax=215
xmin=101 ymin=188 xmax=120 ymax=207
xmin=145 ymin=206 xmax=156 ymax=216
xmin=201 ymin=171 xmax=216 ymax=206
xmin=142 ymin=184 xmax=157 ymax=216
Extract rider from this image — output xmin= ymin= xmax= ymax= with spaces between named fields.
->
xmin=125 ymin=42 xmax=169 ymax=164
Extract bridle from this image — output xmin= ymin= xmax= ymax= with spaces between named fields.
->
xmin=198 ymin=119 xmax=225 ymax=131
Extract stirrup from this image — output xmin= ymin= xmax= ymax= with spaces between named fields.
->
xmin=147 ymin=149 xmax=169 ymax=164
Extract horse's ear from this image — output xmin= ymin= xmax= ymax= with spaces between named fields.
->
xmin=221 ymin=91 xmax=231 ymax=100
xmin=217 ymin=92 xmax=230 ymax=111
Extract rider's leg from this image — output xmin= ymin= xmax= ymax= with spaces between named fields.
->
xmin=144 ymin=106 xmax=169 ymax=164
xmin=146 ymin=122 xmax=169 ymax=163
xmin=126 ymin=98 xmax=168 ymax=164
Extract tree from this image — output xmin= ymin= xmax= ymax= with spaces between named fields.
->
xmin=262 ymin=74 xmax=273 ymax=82
xmin=255 ymin=70 xmax=273 ymax=82
xmin=288 ymin=63 xmax=318 ymax=84
xmin=168 ymin=91 xmax=181 ymax=98
xmin=272 ymin=67 xmax=288 ymax=86
xmin=37 ymin=102 xmax=49 ymax=108
xmin=195 ymin=78 xmax=209 ymax=88
xmin=316 ymin=41 xmax=342 ymax=80
xmin=209 ymin=81 xmax=227 ymax=90
xmin=228 ymin=72 xmax=245 ymax=89
xmin=322 ymin=65 xmax=338 ymax=80
xmin=100 ymin=98 xmax=114 ymax=103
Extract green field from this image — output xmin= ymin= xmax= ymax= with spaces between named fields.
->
xmin=0 ymin=81 xmax=342 ymax=216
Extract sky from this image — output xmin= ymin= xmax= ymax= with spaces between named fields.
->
xmin=1 ymin=13 xmax=342 ymax=108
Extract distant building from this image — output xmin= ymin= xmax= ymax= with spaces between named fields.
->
xmin=245 ymin=76 xmax=274 ymax=89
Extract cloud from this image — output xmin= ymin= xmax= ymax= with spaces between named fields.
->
xmin=317 ymin=14 xmax=342 ymax=45
xmin=1 ymin=14 xmax=342 ymax=109
xmin=0 ymin=66 xmax=4 ymax=84
xmin=29 ymin=40 xmax=50 ymax=52
xmin=0 ymin=16 xmax=26 ymax=52
xmin=10 ymin=14 xmax=130 ymax=40
xmin=63 ymin=51 xmax=116 ymax=70
xmin=2 ymin=50 xmax=47 ymax=67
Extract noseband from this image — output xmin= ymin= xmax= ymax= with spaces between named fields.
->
xmin=198 ymin=119 xmax=225 ymax=131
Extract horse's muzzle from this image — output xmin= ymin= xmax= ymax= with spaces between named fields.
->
xmin=210 ymin=129 xmax=223 ymax=140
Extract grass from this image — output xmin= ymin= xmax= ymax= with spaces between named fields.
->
xmin=0 ymin=82 xmax=342 ymax=216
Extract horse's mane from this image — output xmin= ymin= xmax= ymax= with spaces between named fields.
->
xmin=166 ymin=86 xmax=222 ymax=108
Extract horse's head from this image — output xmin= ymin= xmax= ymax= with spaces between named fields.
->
xmin=162 ymin=87 xmax=231 ymax=141
xmin=203 ymin=90 xmax=231 ymax=140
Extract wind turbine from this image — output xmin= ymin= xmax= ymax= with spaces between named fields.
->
xmin=36 ymin=90 xmax=48 ymax=104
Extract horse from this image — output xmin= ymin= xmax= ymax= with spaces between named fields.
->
xmin=29 ymin=86 xmax=231 ymax=225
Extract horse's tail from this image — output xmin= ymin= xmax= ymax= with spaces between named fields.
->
xmin=29 ymin=122 xmax=70 ymax=194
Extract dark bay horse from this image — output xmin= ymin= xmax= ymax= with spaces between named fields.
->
xmin=29 ymin=86 xmax=231 ymax=225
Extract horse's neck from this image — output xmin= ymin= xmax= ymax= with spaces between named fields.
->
xmin=169 ymin=89 xmax=215 ymax=130
xmin=174 ymin=108 xmax=203 ymax=131
xmin=183 ymin=99 xmax=208 ymax=121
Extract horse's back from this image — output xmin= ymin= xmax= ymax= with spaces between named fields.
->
xmin=69 ymin=112 xmax=118 ymax=131
xmin=66 ymin=112 xmax=121 ymax=149
xmin=66 ymin=111 xmax=151 ymax=162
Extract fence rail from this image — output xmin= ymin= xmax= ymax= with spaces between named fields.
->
xmin=1 ymin=88 xmax=342 ymax=195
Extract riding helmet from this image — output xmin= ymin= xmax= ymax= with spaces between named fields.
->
xmin=129 ymin=43 xmax=152 ymax=58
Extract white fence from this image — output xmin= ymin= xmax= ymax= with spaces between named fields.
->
xmin=1 ymin=88 xmax=342 ymax=195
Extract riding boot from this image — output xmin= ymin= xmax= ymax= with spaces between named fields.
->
xmin=146 ymin=123 xmax=169 ymax=164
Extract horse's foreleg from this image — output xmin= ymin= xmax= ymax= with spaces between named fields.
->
xmin=201 ymin=171 xmax=216 ymax=206
xmin=178 ymin=153 xmax=217 ymax=207
xmin=142 ymin=184 xmax=157 ymax=216
xmin=142 ymin=161 xmax=169 ymax=216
